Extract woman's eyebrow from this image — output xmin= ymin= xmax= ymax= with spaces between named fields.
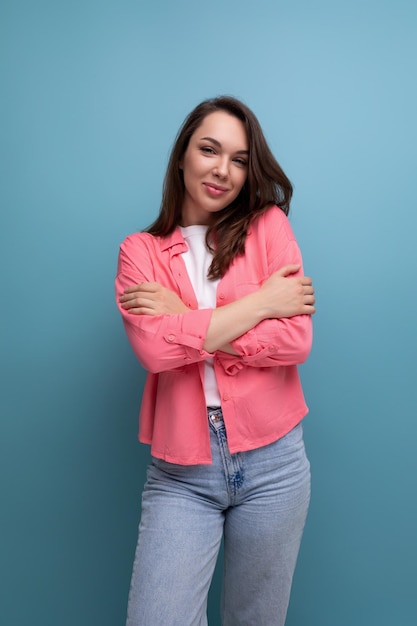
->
xmin=200 ymin=136 xmax=249 ymax=154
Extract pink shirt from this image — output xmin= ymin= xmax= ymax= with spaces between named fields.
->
xmin=115 ymin=205 xmax=312 ymax=465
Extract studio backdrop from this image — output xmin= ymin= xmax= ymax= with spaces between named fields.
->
xmin=2 ymin=1 xmax=416 ymax=624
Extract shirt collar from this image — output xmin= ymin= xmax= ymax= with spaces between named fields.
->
xmin=158 ymin=227 xmax=188 ymax=253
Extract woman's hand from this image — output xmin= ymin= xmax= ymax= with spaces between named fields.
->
xmin=120 ymin=283 xmax=190 ymax=316
xmin=119 ymin=264 xmax=315 ymax=321
xmin=257 ymin=264 xmax=315 ymax=319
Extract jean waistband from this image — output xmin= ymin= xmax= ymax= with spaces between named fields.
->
xmin=207 ymin=406 xmax=223 ymax=424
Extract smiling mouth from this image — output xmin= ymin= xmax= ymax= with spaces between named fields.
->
xmin=204 ymin=182 xmax=229 ymax=193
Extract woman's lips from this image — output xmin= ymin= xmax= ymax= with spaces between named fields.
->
xmin=203 ymin=182 xmax=229 ymax=196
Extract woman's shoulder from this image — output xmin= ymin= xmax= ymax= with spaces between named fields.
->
xmin=118 ymin=231 xmax=161 ymax=263
xmin=261 ymin=204 xmax=290 ymax=224
xmin=251 ymin=205 xmax=295 ymax=241
xmin=120 ymin=230 xmax=155 ymax=248
xmin=119 ymin=228 xmax=185 ymax=258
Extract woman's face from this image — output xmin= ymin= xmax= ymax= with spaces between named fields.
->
xmin=180 ymin=111 xmax=248 ymax=226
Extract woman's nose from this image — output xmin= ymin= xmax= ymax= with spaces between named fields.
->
xmin=213 ymin=157 xmax=229 ymax=178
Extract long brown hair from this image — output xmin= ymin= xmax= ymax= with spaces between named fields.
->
xmin=146 ymin=96 xmax=293 ymax=279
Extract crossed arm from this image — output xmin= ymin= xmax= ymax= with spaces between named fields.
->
xmin=119 ymin=263 xmax=315 ymax=355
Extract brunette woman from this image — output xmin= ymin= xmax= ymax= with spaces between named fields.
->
xmin=116 ymin=96 xmax=315 ymax=626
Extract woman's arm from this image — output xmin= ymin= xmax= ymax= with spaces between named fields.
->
xmin=117 ymin=210 xmax=315 ymax=372
xmin=202 ymin=264 xmax=314 ymax=353
xmin=116 ymin=236 xmax=215 ymax=373
xmin=220 ymin=207 xmax=315 ymax=368
xmin=120 ymin=263 xmax=314 ymax=353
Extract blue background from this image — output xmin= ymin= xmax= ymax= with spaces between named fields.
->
xmin=2 ymin=1 xmax=416 ymax=624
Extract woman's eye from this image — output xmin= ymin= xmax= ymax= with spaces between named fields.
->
xmin=201 ymin=146 xmax=215 ymax=154
xmin=234 ymin=158 xmax=247 ymax=167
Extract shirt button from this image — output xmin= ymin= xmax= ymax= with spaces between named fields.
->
xmin=167 ymin=334 xmax=175 ymax=342
xmin=268 ymin=345 xmax=275 ymax=352
xmin=218 ymin=293 xmax=225 ymax=300
xmin=223 ymin=393 xmax=230 ymax=401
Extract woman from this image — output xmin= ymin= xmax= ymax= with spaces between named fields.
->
xmin=116 ymin=96 xmax=315 ymax=626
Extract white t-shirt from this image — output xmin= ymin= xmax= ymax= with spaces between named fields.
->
xmin=179 ymin=225 xmax=221 ymax=407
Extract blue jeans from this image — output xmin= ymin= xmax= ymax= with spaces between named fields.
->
xmin=126 ymin=409 xmax=310 ymax=626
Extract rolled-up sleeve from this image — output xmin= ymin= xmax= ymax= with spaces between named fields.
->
xmin=217 ymin=315 xmax=312 ymax=374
